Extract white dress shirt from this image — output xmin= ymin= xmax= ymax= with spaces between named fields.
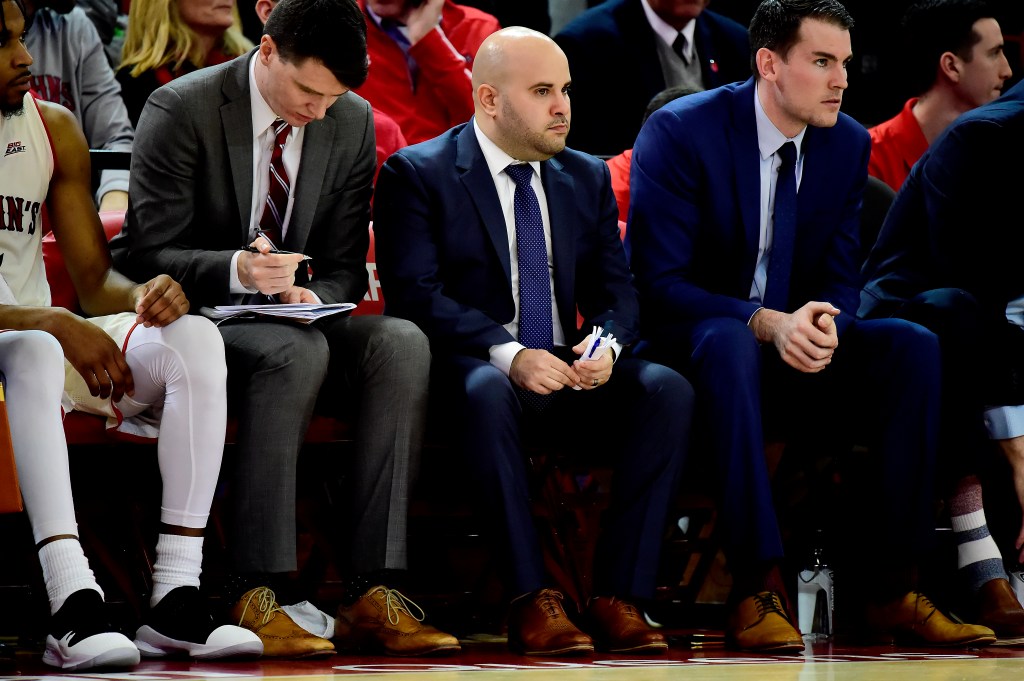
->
xmin=641 ymin=0 xmax=696 ymax=62
xmin=228 ymin=53 xmax=306 ymax=294
xmin=473 ymin=120 xmax=566 ymax=376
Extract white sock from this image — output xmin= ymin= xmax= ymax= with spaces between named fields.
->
xmin=38 ymin=538 xmax=103 ymax=614
xmin=151 ymin=534 xmax=204 ymax=606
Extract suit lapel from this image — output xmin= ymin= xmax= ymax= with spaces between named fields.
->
xmin=456 ymin=125 xmax=512 ymax=287
xmin=541 ymin=157 xmax=576 ymax=322
xmin=221 ymin=53 xmax=257 ymax=245
xmin=729 ymin=79 xmax=762 ymax=277
xmin=620 ymin=0 xmax=668 ymax=97
xmin=286 ymin=116 xmax=334 ymax=250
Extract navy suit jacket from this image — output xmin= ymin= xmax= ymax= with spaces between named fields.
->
xmin=555 ymin=0 xmax=749 ymax=156
xmin=627 ymin=78 xmax=870 ymax=341
xmin=373 ymin=122 xmax=639 ymax=359
xmin=860 ymin=79 xmax=1024 ymax=320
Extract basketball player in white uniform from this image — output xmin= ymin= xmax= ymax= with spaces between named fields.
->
xmin=0 ymin=0 xmax=261 ymax=668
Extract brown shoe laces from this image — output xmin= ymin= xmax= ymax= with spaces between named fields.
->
xmin=910 ymin=591 xmax=938 ymax=625
xmin=753 ymin=592 xmax=789 ymax=622
xmin=239 ymin=586 xmax=284 ymax=626
xmin=369 ymin=586 xmax=426 ymax=626
xmin=539 ymin=590 xmax=567 ymax=620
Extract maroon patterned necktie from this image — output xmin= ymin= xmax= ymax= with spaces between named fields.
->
xmin=257 ymin=118 xmax=291 ymax=245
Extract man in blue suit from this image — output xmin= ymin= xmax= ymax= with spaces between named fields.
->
xmin=374 ymin=27 xmax=693 ymax=656
xmin=861 ymin=79 xmax=1024 ymax=637
xmin=629 ymin=0 xmax=995 ymax=650
xmin=554 ymin=0 xmax=750 ymax=156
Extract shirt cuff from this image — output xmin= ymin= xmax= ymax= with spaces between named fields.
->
xmin=229 ymin=251 xmax=259 ymax=294
xmin=985 ymin=404 xmax=1024 ymax=440
xmin=489 ymin=341 xmax=527 ymax=377
xmin=608 ymin=339 xmax=622 ymax=363
xmin=747 ymin=306 xmax=765 ymax=326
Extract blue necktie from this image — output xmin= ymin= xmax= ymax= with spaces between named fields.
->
xmin=506 ymin=163 xmax=554 ymax=411
xmin=763 ymin=141 xmax=797 ymax=312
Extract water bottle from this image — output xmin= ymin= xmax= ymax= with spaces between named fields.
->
xmin=797 ymin=534 xmax=833 ymax=642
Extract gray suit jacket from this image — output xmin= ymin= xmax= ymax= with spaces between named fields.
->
xmin=111 ymin=50 xmax=376 ymax=308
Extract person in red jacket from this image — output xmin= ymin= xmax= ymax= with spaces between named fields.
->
xmin=868 ymin=0 xmax=1011 ymax=192
xmin=357 ymin=0 xmax=500 ymax=144
xmin=257 ymin=0 xmax=408 ymax=176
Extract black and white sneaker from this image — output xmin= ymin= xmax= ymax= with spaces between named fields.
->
xmin=43 ymin=589 xmax=141 ymax=670
xmin=134 ymin=586 xmax=263 ymax=659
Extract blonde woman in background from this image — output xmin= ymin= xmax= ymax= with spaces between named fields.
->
xmin=116 ymin=0 xmax=252 ymax=125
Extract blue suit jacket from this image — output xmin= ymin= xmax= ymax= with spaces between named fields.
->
xmin=373 ymin=122 xmax=640 ymax=359
xmin=554 ymin=0 xmax=749 ymax=156
xmin=627 ymin=78 xmax=870 ymax=341
xmin=860 ymin=79 xmax=1024 ymax=320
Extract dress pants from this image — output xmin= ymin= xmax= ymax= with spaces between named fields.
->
xmin=433 ymin=353 xmax=693 ymax=600
xmin=647 ymin=316 xmax=940 ymax=580
xmin=219 ymin=314 xmax=430 ymax=574
xmin=872 ymin=288 xmax=1024 ymax=481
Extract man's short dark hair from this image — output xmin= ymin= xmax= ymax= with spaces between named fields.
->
xmin=903 ymin=0 xmax=995 ymax=96
xmin=0 ymin=0 xmax=28 ymax=34
xmin=264 ymin=0 xmax=368 ymax=89
xmin=748 ymin=0 xmax=854 ymax=77
xmin=642 ymin=86 xmax=699 ymax=125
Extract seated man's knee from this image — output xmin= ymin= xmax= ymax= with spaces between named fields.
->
xmin=690 ymin=318 xmax=760 ymax=374
xmin=456 ymin=360 xmax=518 ymax=416
xmin=0 ymin=330 xmax=64 ymax=385
xmin=910 ymin=288 xmax=982 ymax=330
xmin=372 ymin=317 xmax=430 ymax=362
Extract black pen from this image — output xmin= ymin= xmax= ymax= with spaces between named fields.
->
xmin=248 ymin=229 xmax=312 ymax=260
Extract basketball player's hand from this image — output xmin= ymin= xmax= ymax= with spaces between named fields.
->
xmin=51 ymin=313 xmax=134 ymax=402
xmin=278 ymin=286 xmax=318 ymax=304
xmin=510 ymin=348 xmax=581 ymax=394
xmin=133 ymin=275 xmax=189 ymax=327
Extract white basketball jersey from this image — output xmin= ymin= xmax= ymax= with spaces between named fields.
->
xmin=0 ymin=92 xmax=54 ymax=307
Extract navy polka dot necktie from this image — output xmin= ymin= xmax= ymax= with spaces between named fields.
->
xmin=764 ymin=141 xmax=797 ymax=312
xmin=506 ymin=163 xmax=555 ymax=411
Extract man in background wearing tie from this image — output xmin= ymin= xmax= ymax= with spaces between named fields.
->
xmin=113 ymin=0 xmax=457 ymax=658
xmin=554 ymin=0 xmax=749 ymax=156
xmin=374 ymin=27 xmax=693 ymax=656
xmin=628 ymin=0 xmax=993 ymax=651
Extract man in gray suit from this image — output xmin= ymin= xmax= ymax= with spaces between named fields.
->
xmin=112 ymin=0 xmax=458 ymax=658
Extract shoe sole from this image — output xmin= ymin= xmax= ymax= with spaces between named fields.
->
xmin=509 ymin=641 xmax=595 ymax=656
xmin=134 ymin=626 xmax=264 ymax=660
xmin=725 ymin=637 xmax=805 ymax=653
xmin=380 ymin=643 xmax=463 ymax=657
xmin=43 ymin=634 xmax=141 ymax=671
xmin=603 ymin=641 xmax=669 ymax=654
xmin=864 ymin=633 xmax=997 ymax=647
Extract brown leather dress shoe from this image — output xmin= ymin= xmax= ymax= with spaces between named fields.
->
xmin=975 ymin=578 xmax=1024 ymax=639
xmin=508 ymin=589 xmax=594 ymax=656
xmin=334 ymin=585 xmax=460 ymax=656
xmin=726 ymin=592 xmax=804 ymax=652
xmin=586 ymin=596 xmax=667 ymax=653
xmin=863 ymin=591 xmax=996 ymax=646
xmin=230 ymin=587 xmax=335 ymax=658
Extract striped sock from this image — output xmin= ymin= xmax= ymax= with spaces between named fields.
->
xmin=150 ymin=534 xmax=204 ymax=606
xmin=950 ymin=475 xmax=1006 ymax=593
xmin=37 ymin=538 xmax=104 ymax=614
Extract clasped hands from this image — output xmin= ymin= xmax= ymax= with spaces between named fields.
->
xmin=237 ymin=235 xmax=318 ymax=303
xmin=749 ymin=301 xmax=840 ymax=373
xmin=509 ymin=335 xmax=612 ymax=395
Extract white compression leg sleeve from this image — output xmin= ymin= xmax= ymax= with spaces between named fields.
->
xmin=0 ymin=330 xmax=102 ymax=612
xmin=116 ymin=316 xmax=227 ymax=529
